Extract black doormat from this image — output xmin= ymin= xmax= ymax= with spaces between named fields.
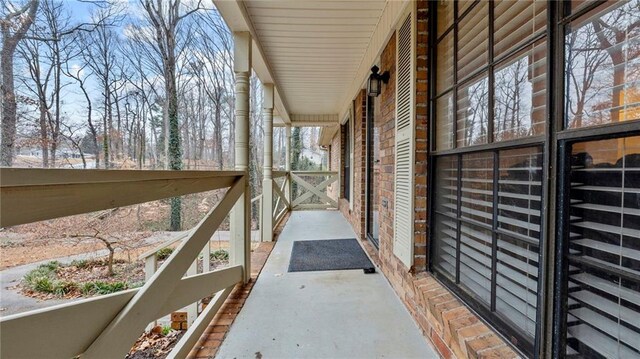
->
xmin=288 ymin=238 xmax=374 ymax=272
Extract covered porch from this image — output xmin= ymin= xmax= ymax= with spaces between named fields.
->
xmin=214 ymin=210 xmax=436 ymax=358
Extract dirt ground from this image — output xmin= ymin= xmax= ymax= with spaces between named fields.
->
xmin=0 ymin=231 xmax=165 ymax=270
xmin=0 ymin=189 xmax=233 ymax=271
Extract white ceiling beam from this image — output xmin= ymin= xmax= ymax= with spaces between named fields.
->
xmin=275 ymin=114 xmax=339 ymax=128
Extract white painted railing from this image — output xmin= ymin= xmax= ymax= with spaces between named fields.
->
xmin=251 ymin=193 xmax=263 ymax=242
xmin=0 ymin=168 xmax=249 ymax=358
xmin=272 ymin=171 xmax=290 ymax=227
xmin=290 ymin=171 xmax=339 ymax=210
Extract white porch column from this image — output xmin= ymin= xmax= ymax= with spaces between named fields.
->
xmin=230 ymin=31 xmax=252 ymax=283
xmin=262 ymin=84 xmax=275 ymax=242
xmin=285 ymin=125 xmax=292 ymax=172
xmin=285 ymin=125 xmax=292 ymax=207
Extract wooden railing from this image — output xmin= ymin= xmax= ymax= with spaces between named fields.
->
xmin=272 ymin=171 xmax=290 ymax=227
xmin=251 ymin=193 xmax=263 ymax=242
xmin=0 ymin=168 xmax=249 ymax=358
xmin=290 ymin=171 xmax=339 ymax=210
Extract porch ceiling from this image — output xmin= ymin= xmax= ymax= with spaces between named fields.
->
xmin=214 ymin=0 xmax=389 ymax=126
xmin=243 ymin=0 xmax=385 ymax=116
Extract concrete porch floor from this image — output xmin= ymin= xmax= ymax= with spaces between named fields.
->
xmin=216 ymin=210 xmax=439 ymax=359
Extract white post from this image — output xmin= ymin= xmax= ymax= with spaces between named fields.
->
xmin=185 ymin=260 xmax=198 ymax=326
xmin=262 ymin=83 xmax=274 ymax=242
xmin=230 ymin=31 xmax=252 ymax=283
xmin=144 ymin=255 xmax=158 ymax=330
xmin=285 ymin=125 xmax=292 ymax=208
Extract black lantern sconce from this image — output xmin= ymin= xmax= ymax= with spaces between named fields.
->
xmin=367 ymin=65 xmax=389 ymax=97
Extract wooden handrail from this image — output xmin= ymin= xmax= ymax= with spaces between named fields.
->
xmin=0 ymin=168 xmax=244 ymax=227
xmin=290 ymin=170 xmax=338 ymax=176
xmin=0 ymin=169 xmax=248 ymax=358
xmin=138 ymin=232 xmax=190 ymax=260
xmin=272 ymin=170 xmax=288 ymax=178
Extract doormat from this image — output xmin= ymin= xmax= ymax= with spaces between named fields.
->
xmin=288 ymin=238 xmax=375 ymax=272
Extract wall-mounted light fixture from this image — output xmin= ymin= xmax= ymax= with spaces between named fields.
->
xmin=367 ymin=65 xmax=390 ymax=97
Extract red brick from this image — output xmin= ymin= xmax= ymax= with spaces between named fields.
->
xmin=476 ymin=345 xmax=518 ymax=359
xmin=466 ymin=334 xmax=505 ymax=359
xmin=171 ymin=311 xmax=187 ymax=322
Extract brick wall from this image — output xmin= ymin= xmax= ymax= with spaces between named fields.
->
xmin=333 ymin=2 xmax=520 ymax=359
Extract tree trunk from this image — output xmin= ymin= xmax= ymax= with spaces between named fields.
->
xmin=1 ymin=0 xmax=39 ymax=166
xmin=1 ymin=49 xmax=18 ymax=166
xmin=167 ymin=62 xmax=182 ymax=231
xmin=39 ymin=102 xmax=50 ymax=167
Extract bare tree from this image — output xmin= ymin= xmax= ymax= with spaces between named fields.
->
xmin=140 ymin=0 xmax=204 ymax=230
xmin=81 ymin=7 xmax=123 ymax=168
xmin=591 ymin=2 xmax=640 ymax=123
xmin=1 ymin=0 xmax=39 ymax=166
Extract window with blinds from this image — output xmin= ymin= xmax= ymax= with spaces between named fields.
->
xmin=432 ymin=1 xmax=547 ymax=355
xmin=430 ymin=1 xmax=640 ymax=357
xmin=565 ymin=137 xmax=640 ymax=358
xmin=433 ymin=147 xmax=542 ymax=348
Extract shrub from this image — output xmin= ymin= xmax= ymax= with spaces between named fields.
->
xmin=41 ymin=261 xmax=60 ymax=271
xmin=53 ymin=281 xmax=78 ymax=296
xmin=161 ymin=326 xmax=172 ymax=336
xmin=71 ymin=259 xmax=89 ymax=268
xmin=33 ymin=277 xmax=56 ymax=293
xmin=81 ymin=281 xmax=128 ymax=295
xmin=210 ymin=249 xmax=229 ymax=261
xmin=23 ymin=263 xmax=79 ymax=296
xmin=23 ymin=262 xmax=58 ymax=292
xmin=156 ymin=247 xmax=174 ymax=260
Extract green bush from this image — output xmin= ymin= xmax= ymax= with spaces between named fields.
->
xmin=210 ymin=249 xmax=229 ymax=261
xmin=81 ymin=281 xmax=128 ymax=295
xmin=161 ymin=326 xmax=172 ymax=336
xmin=23 ymin=262 xmax=58 ymax=292
xmin=33 ymin=277 xmax=55 ymax=293
xmin=53 ymin=281 xmax=78 ymax=296
xmin=156 ymin=247 xmax=174 ymax=260
xmin=70 ymin=259 xmax=89 ymax=268
xmin=23 ymin=263 xmax=79 ymax=296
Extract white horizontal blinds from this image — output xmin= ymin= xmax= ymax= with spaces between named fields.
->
xmin=436 ymin=32 xmax=454 ymax=95
xmin=393 ymin=12 xmax=414 ymax=267
xmin=494 ymin=40 xmax=547 ymax=142
xmin=566 ymin=136 xmax=640 ymax=358
xmin=495 ymin=147 xmax=542 ymax=339
xmin=457 ymin=1 xmax=488 ymax=81
xmin=494 ymin=0 xmax=547 ymax=57
xmin=436 ymin=1 xmax=453 ymax=38
xmin=434 ymin=156 xmax=459 ymax=279
xmin=436 ymin=93 xmax=455 ymax=151
xmin=458 ymin=152 xmax=494 ymax=305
